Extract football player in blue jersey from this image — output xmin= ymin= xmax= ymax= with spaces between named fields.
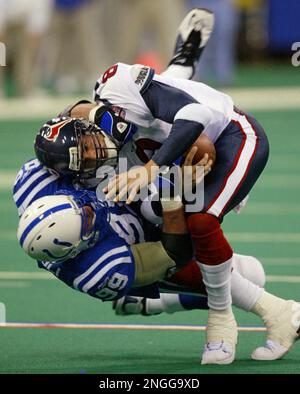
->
xmin=16 ymin=118 xmax=300 ymax=363
xmin=17 ymin=9 xmax=300 ymax=363
xmin=40 ymin=10 xmax=281 ymax=364
xmin=16 ymin=187 xmax=195 ymax=303
xmin=15 ymin=164 xmax=300 ymax=363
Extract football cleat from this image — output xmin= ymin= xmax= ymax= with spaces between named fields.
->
xmin=201 ymin=341 xmax=236 ymax=365
xmin=251 ymin=299 xmax=300 ymax=361
xmin=113 ymin=296 xmax=150 ymax=316
xmin=168 ymin=8 xmax=215 ymax=73
xmin=201 ymin=308 xmax=238 ymax=365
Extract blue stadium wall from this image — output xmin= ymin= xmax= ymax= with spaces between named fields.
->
xmin=268 ymin=0 xmax=300 ymax=51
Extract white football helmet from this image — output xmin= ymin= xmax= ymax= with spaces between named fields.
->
xmin=17 ymin=195 xmax=96 ymax=262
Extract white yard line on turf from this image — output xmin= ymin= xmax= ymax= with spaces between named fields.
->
xmin=1 ymin=87 xmax=300 ymax=120
xmin=2 ymin=231 xmax=300 ymax=243
xmin=238 ymin=203 xmax=300 ymax=215
xmin=0 ymin=281 xmax=30 ymax=288
xmin=0 ymin=172 xmax=16 ymax=190
xmin=0 ymin=322 xmax=267 ymax=332
xmin=227 ymin=233 xmax=300 ymax=242
xmin=0 ymin=272 xmax=53 ymax=280
xmin=0 ymin=272 xmax=299 ymax=284
xmin=255 ymin=175 xmax=300 ymax=189
xmin=266 ymin=275 xmax=300 ymax=283
xmin=1 ymin=200 xmax=300 ymax=215
xmin=0 ymin=200 xmax=300 ymax=216
xmin=2 ymin=173 xmax=300 ymax=191
xmin=262 ymin=258 xmax=300 ymax=265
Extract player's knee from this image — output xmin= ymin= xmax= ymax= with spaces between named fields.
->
xmin=232 ymin=253 xmax=266 ymax=288
xmin=187 ymin=213 xmax=233 ymax=265
xmin=187 ymin=212 xmax=220 ymax=237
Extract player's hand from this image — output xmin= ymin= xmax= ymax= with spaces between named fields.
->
xmin=103 ymin=160 xmax=160 ymax=204
xmin=182 ymin=147 xmax=213 ymax=187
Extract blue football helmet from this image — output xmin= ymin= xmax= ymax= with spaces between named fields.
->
xmin=34 ymin=117 xmax=118 ymax=178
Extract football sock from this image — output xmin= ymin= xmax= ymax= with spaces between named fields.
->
xmin=161 ymin=65 xmax=193 ymax=80
xmin=187 ymin=213 xmax=233 ymax=310
xmin=146 ymin=293 xmax=208 ymax=314
xmin=231 ymin=269 xmax=263 ymax=311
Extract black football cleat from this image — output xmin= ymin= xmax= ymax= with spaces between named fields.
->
xmin=168 ymin=8 xmax=215 ymax=74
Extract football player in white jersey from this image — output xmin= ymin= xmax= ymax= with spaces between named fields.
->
xmin=15 ymin=146 xmax=300 ymax=363
xmin=88 ymin=69 xmax=268 ymax=365
xmin=32 ymin=9 xmax=300 ymax=364
xmin=60 ymin=17 xmax=270 ymax=365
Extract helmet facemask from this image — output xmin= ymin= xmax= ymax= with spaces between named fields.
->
xmin=74 ymin=119 xmax=118 ymax=179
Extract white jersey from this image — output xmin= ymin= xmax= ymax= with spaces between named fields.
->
xmin=93 ymin=63 xmax=234 ymax=144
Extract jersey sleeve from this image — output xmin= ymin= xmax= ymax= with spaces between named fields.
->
xmin=13 ymin=159 xmax=75 ymax=217
xmin=13 ymin=159 xmax=60 ymax=217
xmin=142 ymin=80 xmax=213 ymax=166
xmin=39 ymin=235 xmax=136 ymax=302
xmin=93 ymin=63 xmax=155 ymax=127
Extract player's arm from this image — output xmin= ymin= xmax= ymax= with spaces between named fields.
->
xmin=58 ymin=99 xmax=94 ymax=118
xmin=142 ymin=80 xmax=213 ymax=167
xmin=59 ymin=100 xmax=135 ymax=147
xmin=131 ymin=193 xmax=193 ymax=286
xmin=104 ymin=79 xmax=212 ymax=203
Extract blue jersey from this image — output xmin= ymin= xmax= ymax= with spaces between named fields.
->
xmin=38 ymin=234 xmax=136 ymax=301
xmin=13 ymin=158 xmax=68 ymax=217
xmin=13 ymin=158 xmax=147 ymax=301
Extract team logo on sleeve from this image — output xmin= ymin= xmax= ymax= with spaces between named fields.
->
xmin=41 ymin=119 xmax=72 ymax=142
xmin=116 ymin=122 xmax=128 ymax=134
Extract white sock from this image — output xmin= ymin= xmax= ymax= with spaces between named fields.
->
xmin=161 ymin=293 xmax=185 ymax=313
xmin=161 ymin=65 xmax=193 ymax=80
xmin=231 ymin=269 xmax=263 ymax=311
xmin=145 ymin=298 xmax=163 ymax=315
xmin=199 ymin=259 xmax=232 ymax=310
xmin=146 ymin=294 xmax=185 ymax=314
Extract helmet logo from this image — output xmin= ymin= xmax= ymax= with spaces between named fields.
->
xmin=42 ymin=119 xmax=72 ymax=142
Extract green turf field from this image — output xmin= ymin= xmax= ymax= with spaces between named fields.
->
xmin=0 ymin=108 xmax=300 ymax=374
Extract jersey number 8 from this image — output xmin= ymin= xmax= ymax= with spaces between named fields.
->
xmin=102 ymin=64 xmax=118 ymax=84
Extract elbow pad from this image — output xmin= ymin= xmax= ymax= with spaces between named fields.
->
xmin=174 ymin=103 xmax=213 ymax=128
xmin=89 ymin=105 xmax=137 ymax=146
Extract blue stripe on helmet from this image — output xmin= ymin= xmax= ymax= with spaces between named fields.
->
xmin=19 ymin=203 xmax=73 ymax=247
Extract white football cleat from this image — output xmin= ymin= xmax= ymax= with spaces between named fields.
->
xmin=168 ymin=8 xmax=215 ymax=73
xmin=201 ymin=308 xmax=238 ymax=365
xmin=252 ymin=299 xmax=300 ymax=361
xmin=201 ymin=341 xmax=236 ymax=365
